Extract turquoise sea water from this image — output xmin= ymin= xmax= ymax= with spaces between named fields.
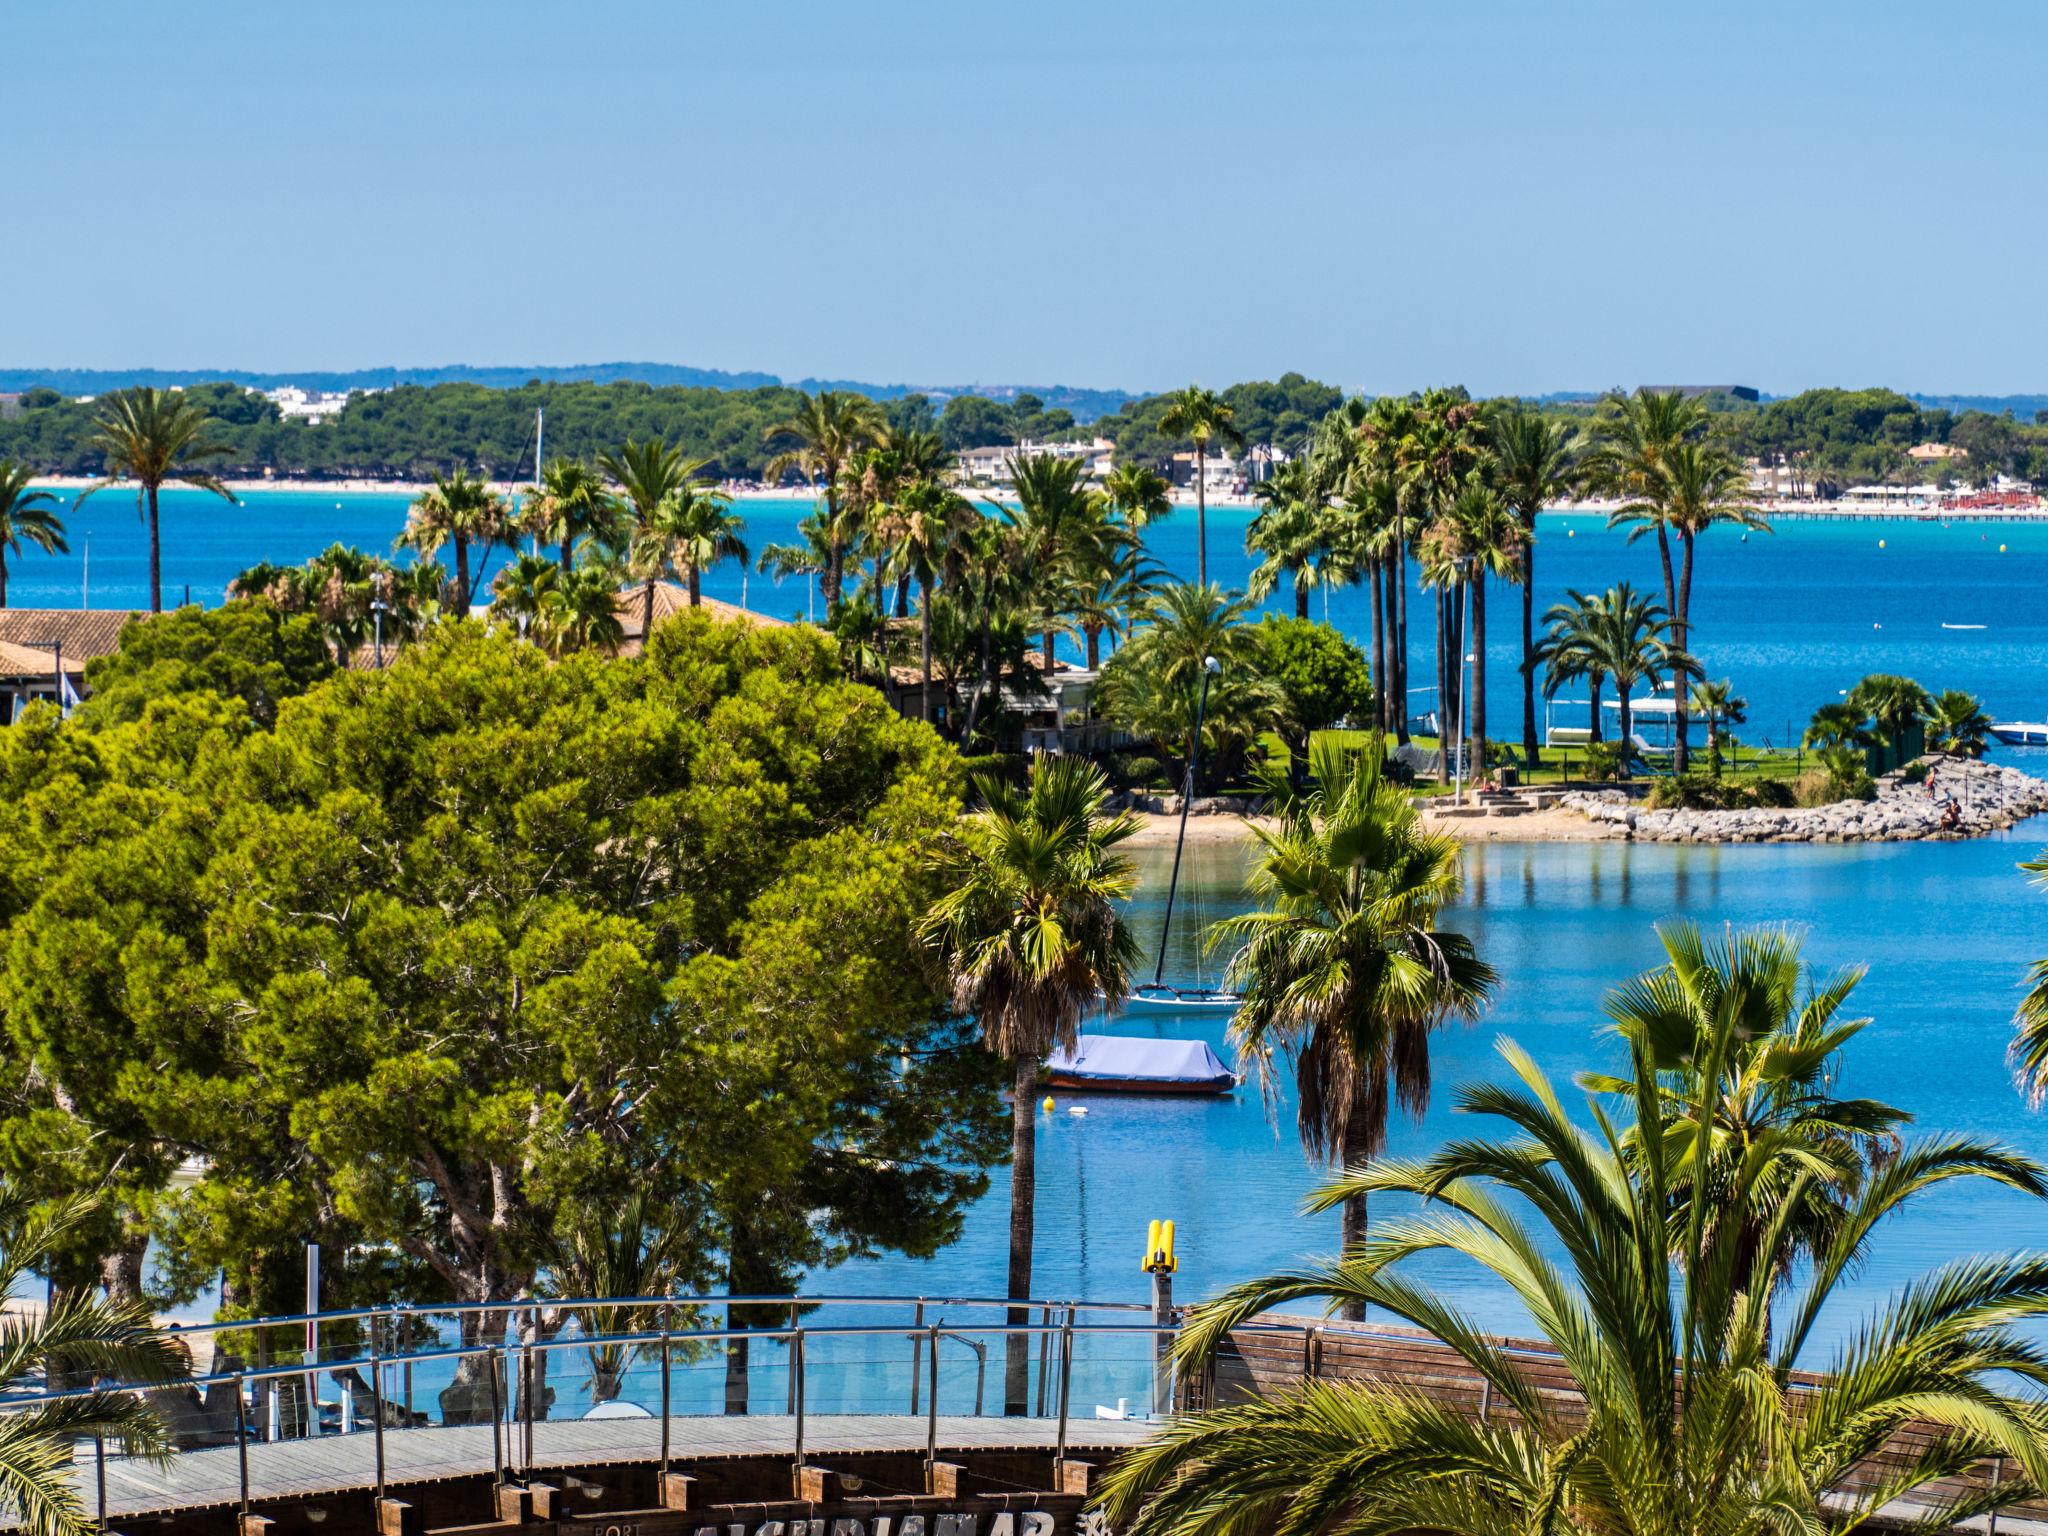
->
xmin=12 ymin=487 xmax=2048 ymax=744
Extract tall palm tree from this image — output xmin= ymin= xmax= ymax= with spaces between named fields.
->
xmin=1487 ymin=406 xmax=1579 ymax=765
xmin=1209 ymin=736 xmax=1494 ymax=1310
xmin=74 ymin=387 xmax=237 ymax=613
xmin=2014 ymin=854 xmax=2048 ymax=1107
xmin=754 ymin=510 xmax=834 ymax=621
xmin=0 ymin=462 xmax=68 ymax=609
xmin=1006 ymin=453 xmax=1112 ymax=671
xmin=1537 ymin=590 xmax=1609 ymax=744
xmin=598 ymin=440 xmax=719 ymax=632
xmin=762 ymin=391 xmax=886 ymax=613
xmin=1688 ymin=677 xmax=1747 ymax=773
xmin=1847 ymin=672 xmax=1933 ymax=760
xmin=889 ymin=479 xmax=979 ymax=721
xmin=1100 ymin=461 xmax=1174 ymax=531
xmin=1567 ymin=582 xmax=1690 ymax=772
xmin=1068 ymin=544 xmax=1165 ymax=670
xmin=525 ymin=458 xmax=622 ymax=573
xmin=648 ymin=491 xmax=747 ymax=606
xmin=1429 ymin=485 xmax=1525 ymax=771
xmin=0 ymin=1188 xmax=185 ymax=1536
xmin=1156 ymin=387 xmax=1242 ymax=585
xmin=1101 ymin=1038 xmax=2048 ymax=1536
xmin=921 ymin=755 xmax=1142 ymax=1413
xmin=396 ymin=470 xmax=509 ymax=618
xmin=1245 ymin=459 xmax=1329 ymax=618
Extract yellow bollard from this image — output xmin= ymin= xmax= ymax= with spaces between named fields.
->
xmin=1042 ymin=1096 xmax=1055 ymax=1113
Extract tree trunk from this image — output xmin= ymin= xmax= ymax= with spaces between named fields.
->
xmin=1618 ymin=683 xmax=1634 ymax=775
xmin=641 ymin=579 xmax=657 ymax=643
xmin=1338 ymin=1122 xmax=1370 ymax=1322
xmin=822 ymin=486 xmax=844 ymax=614
xmin=1368 ymin=557 xmax=1386 ymax=732
xmin=1434 ymin=588 xmax=1449 ymax=784
xmin=0 ymin=549 xmax=8 ymax=608
xmin=1005 ymin=1054 xmax=1038 ymax=1416
xmin=1589 ymin=674 xmax=1604 ymax=743
xmin=1471 ymin=574 xmax=1487 ymax=770
xmin=560 ymin=536 xmax=573 ymax=574
xmin=1393 ymin=524 xmax=1410 ymax=742
xmin=1195 ymin=447 xmax=1208 ymax=587
xmin=1085 ymin=625 xmax=1101 ymax=670
xmin=1674 ymin=531 xmax=1696 ymax=774
xmin=1520 ymin=532 xmax=1538 ymax=766
xmin=1651 ymin=526 xmax=1679 ymax=771
xmin=147 ymin=481 xmax=163 ymax=614
xmin=453 ymin=535 xmax=472 ymax=619
xmin=98 ymin=1232 xmax=148 ymax=1306
xmin=1294 ymin=577 xmax=1310 ymax=619
xmin=688 ymin=565 xmax=702 ymax=606
xmin=919 ymin=575 xmax=935 ymax=724
xmin=894 ymin=573 xmax=911 ymax=619
xmin=1042 ymin=630 xmax=1056 ymax=674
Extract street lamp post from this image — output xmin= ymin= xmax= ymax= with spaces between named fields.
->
xmin=371 ymin=600 xmax=391 ymax=668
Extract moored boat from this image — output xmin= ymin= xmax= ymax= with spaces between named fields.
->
xmin=1044 ymin=1034 xmax=1238 ymax=1094
xmin=1990 ymin=720 xmax=2048 ymax=746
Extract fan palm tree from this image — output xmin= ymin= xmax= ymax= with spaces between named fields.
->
xmin=1100 ymin=1036 xmax=2048 ymax=1536
xmin=0 ymin=1188 xmax=186 ymax=1536
xmin=1209 ymin=735 xmax=1494 ymax=1305
xmin=1100 ymin=462 xmax=1174 ymax=531
xmin=921 ymin=754 xmax=1142 ymax=1413
xmin=73 ymin=387 xmax=237 ymax=613
xmin=1848 ymin=672 xmax=1934 ymax=760
xmin=1587 ymin=923 xmax=1908 ymax=1305
xmin=2014 ymin=855 xmax=2048 ymax=1106
xmin=1245 ymin=459 xmax=1329 ymax=619
xmin=540 ymin=1191 xmax=709 ymax=1404
xmin=1487 ymin=406 xmax=1579 ymax=765
xmin=537 ymin=561 xmax=627 ymax=656
xmin=0 ymin=462 xmax=68 ymax=609
xmin=642 ymin=490 xmax=747 ymax=606
xmin=1804 ymin=701 xmax=1875 ymax=753
xmin=1093 ymin=652 xmax=1282 ymax=793
xmin=525 ymin=458 xmax=622 ymax=573
xmin=1925 ymin=687 xmax=1993 ymax=758
xmin=598 ymin=440 xmax=719 ymax=632
xmin=762 ymin=391 xmax=886 ymax=613
xmin=395 ymin=470 xmax=509 ymax=618
xmin=492 ymin=552 xmax=561 ymax=639
xmin=1688 ymin=677 xmax=1747 ymax=773
xmin=1156 ymin=387 xmax=1243 ymax=585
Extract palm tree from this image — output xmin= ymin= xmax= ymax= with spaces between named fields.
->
xmin=1848 ymin=672 xmax=1934 ymax=760
xmin=396 ymin=470 xmax=509 ymax=618
xmin=754 ymin=510 xmax=833 ymax=621
xmin=598 ymin=440 xmax=719 ymax=632
xmin=540 ymin=1191 xmax=706 ymax=1405
xmin=1537 ymin=590 xmax=1609 ymax=744
xmin=1590 ymin=923 xmax=1907 ymax=1303
xmin=73 ymin=387 xmax=237 ymax=613
xmin=0 ymin=462 xmax=68 ymax=609
xmin=1573 ymin=582 xmax=1690 ymax=773
xmin=1100 ymin=462 xmax=1173 ymax=531
xmin=525 ymin=458 xmax=622 ymax=572
xmin=537 ymin=561 xmax=627 ymax=656
xmin=1156 ymin=387 xmax=1242 ymax=585
xmin=492 ymin=552 xmax=561 ymax=638
xmin=1430 ymin=485 xmax=1525 ymax=771
xmin=1100 ymin=1037 xmax=2048 ymax=1536
xmin=1245 ymin=460 xmax=1328 ymax=619
xmin=921 ymin=754 xmax=1142 ymax=1413
xmin=1355 ymin=397 xmax=1422 ymax=740
xmin=1804 ymin=701 xmax=1875 ymax=753
xmin=1925 ymin=687 xmax=1993 ymax=757
xmin=0 ymin=1188 xmax=185 ymax=1536
xmin=2014 ymin=855 xmax=2048 ymax=1106
xmin=1208 ymin=735 xmax=1494 ymax=1309
xmin=1068 ymin=544 xmax=1165 ymax=670
xmin=762 ymin=391 xmax=886 ymax=613
xmin=1006 ymin=453 xmax=1113 ymax=671
xmin=648 ymin=491 xmax=747 ymax=606
xmin=1688 ymin=677 xmax=1747 ymax=773
xmin=1487 ymin=406 xmax=1579 ymax=766
xmin=889 ymin=478 xmax=979 ymax=721
xmin=1094 ymin=650 xmax=1282 ymax=793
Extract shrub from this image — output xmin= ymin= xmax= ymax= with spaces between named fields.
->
xmin=1748 ymin=779 xmax=1797 ymax=809
xmin=959 ymin=752 xmax=1027 ymax=789
xmin=1795 ymin=747 xmax=1875 ymax=807
xmin=1581 ymin=741 xmax=1625 ymax=783
xmin=1900 ymin=759 xmax=1930 ymax=784
xmin=1108 ymin=753 xmax=1170 ymax=790
xmin=1647 ymin=773 xmax=1728 ymax=810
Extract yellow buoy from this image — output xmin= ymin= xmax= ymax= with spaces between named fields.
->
xmin=1878 ymin=539 xmax=1886 ymax=549
xmin=1042 ymin=1096 xmax=1055 ymax=1113
xmin=2000 ymin=543 xmax=2008 ymax=553
xmin=1567 ymin=529 xmax=1576 ymax=538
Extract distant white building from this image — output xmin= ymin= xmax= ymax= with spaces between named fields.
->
xmin=957 ymin=436 xmax=1116 ymax=488
xmin=264 ymin=385 xmax=360 ymax=424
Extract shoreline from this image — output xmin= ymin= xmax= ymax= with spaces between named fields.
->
xmin=27 ymin=477 xmax=2047 ymax=521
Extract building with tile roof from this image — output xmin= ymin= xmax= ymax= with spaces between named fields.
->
xmin=0 ymin=608 xmax=140 ymax=722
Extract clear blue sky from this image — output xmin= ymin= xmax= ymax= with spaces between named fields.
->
xmin=10 ymin=1 xmax=2044 ymax=395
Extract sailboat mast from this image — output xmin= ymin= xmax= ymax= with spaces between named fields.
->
xmin=1152 ymin=658 xmax=1218 ymax=987
xmin=530 ymin=405 xmax=544 ymax=556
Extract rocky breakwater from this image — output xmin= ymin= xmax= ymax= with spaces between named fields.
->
xmin=1562 ymin=758 xmax=2048 ymax=844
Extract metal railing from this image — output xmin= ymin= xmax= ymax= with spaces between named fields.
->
xmin=3 ymin=1293 xmax=1244 ymax=1523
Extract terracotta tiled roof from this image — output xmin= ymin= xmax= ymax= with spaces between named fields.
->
xmin=0 ymin=638 xmax=86 ymax=678
xmin=615 ymin=581 xmax=785 ymax=657
xmin=0 ymin=608 xmax=141 ymax=662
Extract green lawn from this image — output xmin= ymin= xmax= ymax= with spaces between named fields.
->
xmin=1291 ymin=730 xmax=1812 ymax=796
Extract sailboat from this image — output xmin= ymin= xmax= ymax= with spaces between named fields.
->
xmin=1129 ymin=657 xmax=1242 ymax=1013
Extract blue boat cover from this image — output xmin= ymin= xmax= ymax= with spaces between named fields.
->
xmin=1046 ymin=1034 xmax=1235 ymax=1087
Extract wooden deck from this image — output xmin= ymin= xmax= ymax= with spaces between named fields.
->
xmin=80 ymin=1414 xmax=1158 ymax=1518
